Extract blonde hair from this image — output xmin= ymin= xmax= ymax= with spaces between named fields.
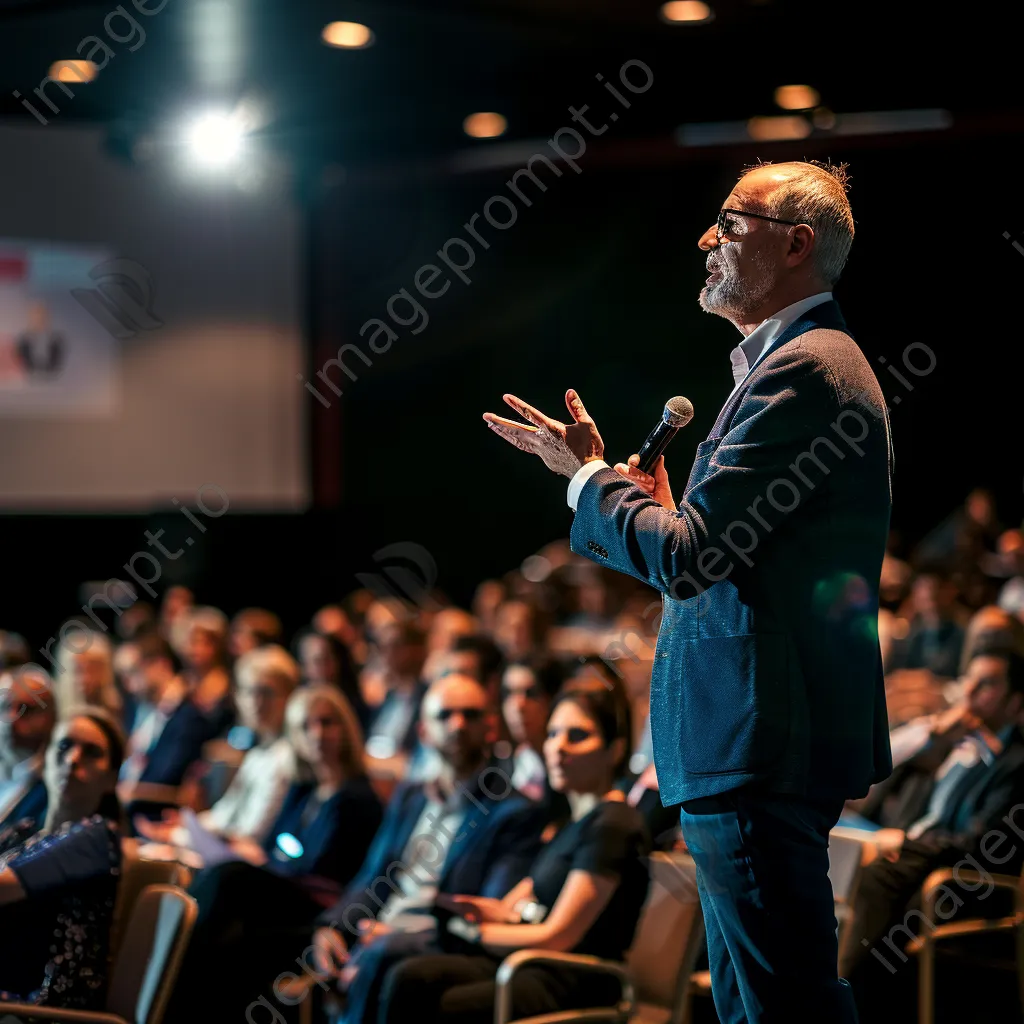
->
xmin=284 ymin=683 xmax=365 ymax=781
xmin=235 ymin=644 xmax=301 ymax=693
xmin=53 ymin=626 xmax=122 ymax=721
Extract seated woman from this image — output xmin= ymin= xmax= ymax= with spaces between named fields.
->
xmin=135 ymin=643 xmax=300 ymax=846
xmin=169 ymin=684 xmax=383 ymax=1020
xmin=293 ymin=627 xmax=369 ymax=730
xmin=0 ymin=709 xmax=125 ymax=1010
xmin=362 ymin=678 xmax=650 ymax=1024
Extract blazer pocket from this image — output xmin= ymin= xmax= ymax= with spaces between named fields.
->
xmin=686 ymin=437 xmax=724 ymax=492
xmin=693 ymin=437 xmax=723 ymax=462
xmin=676 ymin=633 xmax=791 ymax=776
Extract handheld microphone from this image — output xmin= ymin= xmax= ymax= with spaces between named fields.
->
xmin=636 ymin=396 xmax=694 ymax=474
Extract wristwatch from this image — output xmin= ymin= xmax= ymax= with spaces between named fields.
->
xmin=447 ymin=915 xmax=482 ymax=944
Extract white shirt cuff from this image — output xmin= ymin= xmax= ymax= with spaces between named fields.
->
xmin=567 ymin=460 xmax=610 ymax=510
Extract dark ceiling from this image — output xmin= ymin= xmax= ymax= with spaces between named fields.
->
xmin=2 ymin=0 xmax=1022 ymax=172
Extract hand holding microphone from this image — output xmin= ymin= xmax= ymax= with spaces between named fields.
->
xmin=614 ymin=396 xmax=693 ymax=510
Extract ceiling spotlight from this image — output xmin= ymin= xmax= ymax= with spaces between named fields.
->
xmin=774 ymin=84 xmax=820 ymax=110
xmin=463 ymin=112 xmax=507 ymax=138
xmin=747 ymin=115 xmax=812 ymax=141
xmin=660 ymin=1 xmax=714 ymax=23
xmin=184 ymin=109 xmax=247 ymax=169
xmin=321 ymin=21 xmax=374 ymax=49
xmin=49 ymin=60 xmax=97 ymax=84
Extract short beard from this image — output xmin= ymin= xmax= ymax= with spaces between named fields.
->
xmin=699 ymin=247 xmax=778 ymax=320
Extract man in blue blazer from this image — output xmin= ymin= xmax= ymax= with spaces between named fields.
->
xmin=311 ymin=672 xmax=548 ymax=1024
xmin=484 ymin=160 xmax=893 ymax=1022
xmin=0 ymin=669 xmax=55 ymax=834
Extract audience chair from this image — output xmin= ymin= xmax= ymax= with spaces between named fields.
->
xmin=909 ymin=865 xmax=1024 ymax=1024
xmin=495 ymin=850 xmax=706 ymax=1024
xmin=0 ymin=884 xmax=198 ymax=1024
xmin=110 ymin=839 xmax=189 ymax=962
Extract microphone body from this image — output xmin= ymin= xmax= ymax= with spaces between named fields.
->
xmin=637 ymin=397 xmax=694 ymax=474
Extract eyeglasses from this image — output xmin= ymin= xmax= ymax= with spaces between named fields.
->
xmin=433 ymin=706 xmax=486 ymax=723
xmin=716 ymin=208 xmax=805 ymax=245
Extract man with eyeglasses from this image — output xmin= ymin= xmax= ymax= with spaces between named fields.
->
xmin=310 ymin=673 xmax=547 ymax=1024
xmin=484 ymin=160 xmax=893 ymax=1022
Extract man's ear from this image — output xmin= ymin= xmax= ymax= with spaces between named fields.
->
xmin=786 ymin=224 xmax=816 ymax=269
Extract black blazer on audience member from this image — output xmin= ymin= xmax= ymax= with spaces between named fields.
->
xmin=135 ymin=699 xmax=211 ymax=787
xmin=887 ymin=726 xmax=1024 ymax=871
xmin=317 ymin=763 xmax=547 ymax=934
xmin=262 ymin=774 xmax=383 ymax=890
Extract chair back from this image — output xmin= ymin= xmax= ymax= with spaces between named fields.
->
xmin=626 ymin=851 xmax=705 ymax=1016
xmin=110 ymin=839 xmax=188 ymax=962
xmin=106 ymin=884 xmax=198 ymax=1024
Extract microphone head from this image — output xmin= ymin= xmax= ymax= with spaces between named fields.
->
xmin=663 ymin=396 xmax=694 ymax=428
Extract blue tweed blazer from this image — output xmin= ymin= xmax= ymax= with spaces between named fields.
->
xmin=572 ymin=300 xmax=894 ymax=805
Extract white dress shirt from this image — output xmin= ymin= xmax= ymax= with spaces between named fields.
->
xmin=567 ymin=292 xmax=833 ymax=511
xmin=197 ymin=736 xmax=295 ymax=842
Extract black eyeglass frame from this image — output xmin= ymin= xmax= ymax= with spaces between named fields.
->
xmin=716 ymin=208 xmax=807 ymax=244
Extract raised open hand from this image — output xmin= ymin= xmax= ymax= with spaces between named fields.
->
xmin=483 ymin=389 xmax=604 ymax=479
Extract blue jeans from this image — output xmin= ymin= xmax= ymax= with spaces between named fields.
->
xmin=679 ymin=788 xmax=858 ymax=1024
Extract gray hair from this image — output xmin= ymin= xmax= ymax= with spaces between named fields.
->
xmin=742 ymin=160 xmax=854 ymax=286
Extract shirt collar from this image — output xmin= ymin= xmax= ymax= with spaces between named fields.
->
xmin=729 ymin=291 xmax=833 ymax=386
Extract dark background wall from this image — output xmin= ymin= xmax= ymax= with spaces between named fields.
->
xmin=2 ymin=120 xmax=1022 ymax=655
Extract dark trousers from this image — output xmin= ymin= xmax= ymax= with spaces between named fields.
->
xmin=377 ymin=953 xmax=622 ymax=1024
xmin=679 ymin=788 xmax=857 ymax=1024
xmin=166 ymin=862 xmax=322 ymax=1023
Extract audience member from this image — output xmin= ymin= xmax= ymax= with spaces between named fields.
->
xmin=886 ymin=571 xmax=967 ymax=679
xmin=0 ymin=668 xmax=55 ymax=833
xmin=0 ymin=631 xmax=30 ymax=670
xmin=364 ymin=621 xmax=428 ymax=764
xmin=421 ymin=608 xmax=479 ymax=683
xmin=372 ymin=677 xmax=650 ymax=1024
xmin=996 ymin=528 xmax=1024 ymax=619
xmin=310 ymin=673 xmax=547 ymax=1024
xmin=495 ymin=599 xmax=550 ymax=662
xmin=118 ymin=632 xmax=210 ymax=818
xmin=294 ymin=627 xmax=369 ymax=728
xmin=0 ymin=710 xmax=125 ymax=1010
xmin=169 ymin=684 xmax=381 ymax=1021
xmin=499 ymin=655 xmax=565 ymax=809
xmin=229 ymin=607 xmax=284 ymax=658
xmin=137 ymin=643 xmax=300 ymax=846
xmin=842 ymin=650 xmax=1024 ymax=1018
xmin=471 ymin=580 xmax=506 ymax=635
xmin=52 ymin=630 xmax=122 ymax=722
xmin=181 ymin=606 xmax=234 ymax=734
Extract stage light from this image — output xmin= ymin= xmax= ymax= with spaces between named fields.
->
xmin=774 ymin=84 xmax=820 ymax=110
xmin=660 ymin=2 xmax=714 ymax=23
xmin=463 ymin=112 xmax=507 ymax=138
xmin=322 ymin=21 xmax=374 ymax=48
xmin=49 ymin=60 xmax=97 ymax=83
xmin=184 ymin=109 xmax=247 ymax=169
xmin=747 ymin=115 xmax=812 ymax=141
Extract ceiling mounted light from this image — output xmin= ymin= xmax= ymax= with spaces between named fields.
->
xmin=49 ymin=60 xmax=97 ymax=84
xmin=660 ymin=2 xmax=714 ymax=23
xmin=463 ymin=112 xmax=507 ymax=139
xmin=321 ymin=21 xmax=374 ymax=49
xmin=747 ymin=115 xmax=812 ymax=141
xmin=774 ymin=84 xmax=820 ymax=110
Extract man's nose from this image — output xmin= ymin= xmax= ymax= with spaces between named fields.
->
xmin=698 ymin=224 xmax=720 ymax=251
